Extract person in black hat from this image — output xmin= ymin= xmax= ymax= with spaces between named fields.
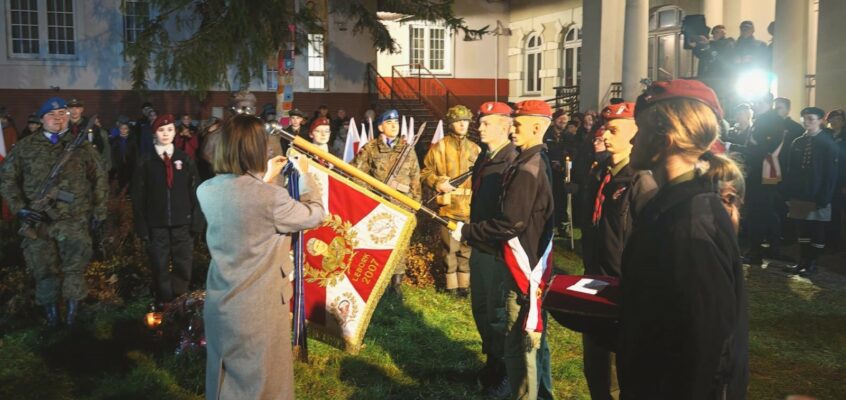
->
xmin=19 ymin=113 xmax=42 ymax=140
xmin=68 ymin=98 xmax=111 ymax=171
xmin=286 ymin=108 xmax=306 ymax=140
xmin=781 ymin=107 xmax=840 ymax=276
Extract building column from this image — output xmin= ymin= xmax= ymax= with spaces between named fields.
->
xmin=702 ymin=0 xmax=724 ymax=27
xmin=621 ymin=0 xmax=648 ymax=101
xmin=773 ymin=0 xmax=809 ymax=117
xmin=581 ymin=0 xmax=625 ymax=110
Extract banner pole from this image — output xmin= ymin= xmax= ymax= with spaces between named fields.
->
xmin=277 ymin=130 xmax=457 ymax=230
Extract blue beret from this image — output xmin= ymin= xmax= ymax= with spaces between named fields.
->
xmin=376 ymin=109 xmax=399 ymax=125
xmin=38 ymin=97 xmax=68 ymax=117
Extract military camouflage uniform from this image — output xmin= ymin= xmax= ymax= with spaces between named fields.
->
xmin=421 ymin=130 xmax=480 ymax=291
xmin=0 ymin=129 xmax=108 ymax=305
xmin=352 ymin=137 xmax=421 ymax=275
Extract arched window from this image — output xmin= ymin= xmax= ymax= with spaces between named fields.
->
xmin=525 ymin=33 xmax=543 ymax=94
xmin=648 ymin=6 xmax=694 ymax=81
xmin=561 ymin=26 xmax=582 ymax=87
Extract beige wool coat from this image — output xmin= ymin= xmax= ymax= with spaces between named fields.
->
xmin=198 ymin=172 xmax=324 ymax=400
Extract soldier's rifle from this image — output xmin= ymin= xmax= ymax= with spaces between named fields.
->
xmin=424 ymin=170 xmax=473 ymax=204
xmin=271 ymin=127 xmax=457 ymax=231
xmin=382 ymin=122 xmax=427 ymax=193
xmin=18 ymin=115 xmax=98 ymax=239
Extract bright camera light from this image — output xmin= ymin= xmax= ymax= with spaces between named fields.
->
xmin=735 ymin=69 xmax=773 ymax=100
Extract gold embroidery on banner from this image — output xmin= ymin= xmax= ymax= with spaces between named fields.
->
xmin=304 ymin=214 xmax=358 ymax=287
xmin=367 ymin=212 xmax=398 ymax=245
xmin=329 ymin=292 xmax=360 ymax=329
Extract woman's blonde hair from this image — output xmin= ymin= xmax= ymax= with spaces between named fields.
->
xmin=639 ymin=98 xmax=746 ymax=227
xmin=213 ymin=114 xmax=267 ymax=175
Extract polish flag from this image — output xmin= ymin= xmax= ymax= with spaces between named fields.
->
xmin=342 ymin=117 xmax=361 ymax=163
xmin=359 ymin=122 xmax=369 ymax=149
xmin=400 ymin=116 xmax=408 ymax=142
xmin=407 ymin=117 xmax=415 ymax=143
xmin=0 ymin=123 xmax=6 ymax=162
xmin=430 ymin=120 xmax=444 ymax=148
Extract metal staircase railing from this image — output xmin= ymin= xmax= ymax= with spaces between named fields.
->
xmin=391 ymin=63 xmax=468 ymax=121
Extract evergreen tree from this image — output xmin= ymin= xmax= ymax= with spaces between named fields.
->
xmin=126 ymin=0 xmax=487 ymax=96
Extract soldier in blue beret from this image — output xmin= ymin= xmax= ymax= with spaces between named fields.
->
xmin=0 ymin=97 xmax=108 ymax=329
xmin=352 ymin=108 xmax=420 ymax=297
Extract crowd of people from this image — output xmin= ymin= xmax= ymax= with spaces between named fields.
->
xmin=0 ymin=74 xmax=844 ymax=400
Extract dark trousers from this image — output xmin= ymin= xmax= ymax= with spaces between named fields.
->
xmin=794 ymin=219 xmax=826 ymax=266
xmin=470 ymin=251 xmax=507 ymax=361
xmin=826 ymin=191 xmax=845 ymax=250
xmin=147 ymin=225 xmax=194 ymax=303
xmin=583 ymin=333 xmax=620 ymax=400
xmin=746 ymin=184 xmax=782 ymax=255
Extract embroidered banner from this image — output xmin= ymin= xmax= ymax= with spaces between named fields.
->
xmin=299 ymin=161 xmax=416 ymax=353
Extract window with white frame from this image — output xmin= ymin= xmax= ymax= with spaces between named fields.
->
xmin=9 ymin=0 xmax=40 ymax=55
xmin=525 ymin=33 xmax=543 ymax=94
xmin=123 ymin=0 xmax=149 ymax=44
xmin=266 ymin=65 xmax=278 ymax=91
xmin=409 ymin=24 xmax=450 ymax=73
xmin=308 ymin=33 xmax=326 ymax=90
xmin=7 ymin=0 xmax=77 ymax=58
xmin=561 ymin=26 xmax=582 ymax=87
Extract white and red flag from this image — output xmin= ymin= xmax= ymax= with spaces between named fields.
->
xmin=430 ymin=120 xmax=444 ymax=148
xmin=0 ymin=123 xmax=7 ymax=162
xmin=359 ymin=122 xmax=369 ymax=149
xmin=502 ymin=238 xmax=554 ymax=332
xmin=299 ymin=161 xmax=417 ymax=353
xmin=341 ymin=118 xmax=360 ymax=163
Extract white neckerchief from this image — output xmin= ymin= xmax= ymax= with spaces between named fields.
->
xmin=155 ymin=143 xmax=174 ymax=159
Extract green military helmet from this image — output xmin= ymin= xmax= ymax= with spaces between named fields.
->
xmin=445 ymin=105 xmax=473 ymax=124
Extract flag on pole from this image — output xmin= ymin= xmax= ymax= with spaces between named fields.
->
xmin=359 ymin=122 xmax=369 ymax=150
xmin=367 ymin=118 xmax=374 ymax=142
xmin=400 ymin=116 xmax=408 ymax=142
xmin=430 ymin=120 xmax=445 ymax=148
xmin=408 ymin=117 xmax=415 ymax=143
xmin=298 ymin=161 xmax=417 ymax=353
xmin=342 ymin=118 xmax=360 ymax=163
xmin=0 ymin=123 xmax=7 ymax=161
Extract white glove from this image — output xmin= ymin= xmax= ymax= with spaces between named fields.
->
xmin=451 ymin=222 xmax=464 ymax=242
xmin=437 ymin=179 xmax=456 ymax=193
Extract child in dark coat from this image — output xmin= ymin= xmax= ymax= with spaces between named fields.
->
xmin=132 ymin=114 xmax=204 ymax=308
xmin=782 ymin=107 xmax=840 ymax=276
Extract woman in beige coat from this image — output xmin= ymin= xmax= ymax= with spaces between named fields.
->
xmin=197 ymin=115 xmax=324 ymax=400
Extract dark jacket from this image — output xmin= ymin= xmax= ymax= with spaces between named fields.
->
xmin=619 ymin=176 xmax=748 ymax=399
xmin=729 ymin=109 xmax=784 ymax=187
xmin=582 ymin=161 xmax=657 ymax=277
xmin=777 ymin=117 xmax=806 ymax=170
xmin=132 ymin=148 xmax=204 ymax=238
xmin=463 ymin=144 xmax=555 ymax=270
xmin=834 ymin=128 xmax=846 ymax=190
xmin=782 ymin=130 xmax=839 ymax=207
xmin=468 ymin=142 xmax=518 ymax=253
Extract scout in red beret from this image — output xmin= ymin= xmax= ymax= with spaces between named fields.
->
xmin=479 ymin=101 xmax=513 ymax=117
xmin=601 ymin=102 xmax=635 ymax=121
xmin=515 ymin=100 xmax=553 ymax=118
xmin=635 ymin=79 xmax=724 ymax=119
xmin=153 ymin=114 xmax=175 ymax=132
xmin=308 ymin=117 xmax=332 ymax=147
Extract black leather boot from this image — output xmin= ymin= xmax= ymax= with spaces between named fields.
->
xmin=65 ymin=299 xmax=79 ymax=328
xmin=390 ymin=274 xmax=404 ymax=299
xmin=44 ymin=304 xmax=59 ymax=328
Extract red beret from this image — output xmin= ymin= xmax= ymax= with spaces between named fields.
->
xmin=636 ymin=79 xmax=724 ymax=119
xmin=515 ymin=100 xmax=553 ymax=118
xmin=601 ymin=102 xmax=635 ymax=120
xmin=152 ymin=114 xmax=175 ymax=131
xmin=479 ymin=101 xmax=513 ymax=117
xmin=309 ymin=117 xmax=331 ymax=134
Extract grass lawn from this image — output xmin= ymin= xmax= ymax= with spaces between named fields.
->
xmin=1 ymin=237 xmax=845 ymax=399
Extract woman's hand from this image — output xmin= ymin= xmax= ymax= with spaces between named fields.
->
xmin=288 ymin=149 xmax=310 ymax=174
xmin=263 ymin=155 xmax=288 ymax=183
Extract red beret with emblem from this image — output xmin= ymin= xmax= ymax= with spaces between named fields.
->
xmin=479 ymin=101 xmax=513 ymax=117
xmin=309 ymin=117 xmax=331 ymax=134
xmin=515 ymin=100 xmax=553 ymax=118
xmin=152 ymin=114 xmax=175 ymax=131
xmin=635 ymin=79 xmax=724 ymax=119
xmin=601 ymin=102 xmax=635 ymax=121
